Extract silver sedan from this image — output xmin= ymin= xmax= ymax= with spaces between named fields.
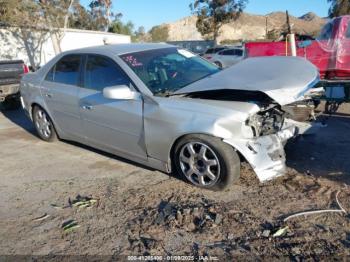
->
xmin=20 ymin=44 xmax=319 ymax=190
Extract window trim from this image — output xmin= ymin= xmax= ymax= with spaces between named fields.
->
xmin=82 ymin=53 xmax=137 ymax=92
xmin=44 ymin=54 xmax=83 ymax=86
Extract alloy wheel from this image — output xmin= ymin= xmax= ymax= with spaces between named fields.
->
xmin=35 ymin=109 xmax=52 ymax=138
xmin=179 ymin=142 xmax=221 ymax=187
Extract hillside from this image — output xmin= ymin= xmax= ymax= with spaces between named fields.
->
xmin=163 ymin=12 xmax=326 ymax=43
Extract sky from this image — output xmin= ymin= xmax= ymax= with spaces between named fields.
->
xmin=81 ymin=0 xmax=330 ymax=31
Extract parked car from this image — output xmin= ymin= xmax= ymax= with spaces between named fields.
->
xmin=206 ymin=47 xmax=244 ymax=68
xmin=201 ymin=46 xmax=228 ymax=60
xmin=21 ymin=44 xmax=319 ymax=190
xmin=0 ymin=60 xmax=29 ymax=109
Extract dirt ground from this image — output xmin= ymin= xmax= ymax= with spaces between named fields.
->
xmin=0 ymin=103 xmax=350 ymax=260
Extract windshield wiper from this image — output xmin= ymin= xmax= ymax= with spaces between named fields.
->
xmin=154 ymin=90 xmax=175 ymax=97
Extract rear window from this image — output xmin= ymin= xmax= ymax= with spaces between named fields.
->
xmin=205 ymin=47 xmax=225 ymax=54
xmin=45 ymin=55 xmax=81 ymax=86
xmin=205 ymin=48 xmax=215 ymax=54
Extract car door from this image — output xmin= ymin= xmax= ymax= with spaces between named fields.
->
xmin=41 ymin=54 xmax=83 ymax=138
xmin=232 ymin=49 xmax=244 ymax=65
xmin=78 ymin=54 xmax=147 ymax=160
xmin=219 ymin=49 xmax=235 ymax=67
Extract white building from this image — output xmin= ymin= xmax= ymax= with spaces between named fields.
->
xmin=0 ymin=27 xmax=131 ymax=68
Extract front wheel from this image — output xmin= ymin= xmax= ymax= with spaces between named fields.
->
xmin=174 ymin=135 xmax=240 ymax=190
xmin=33 ymin=106 xmax=57 ymax=142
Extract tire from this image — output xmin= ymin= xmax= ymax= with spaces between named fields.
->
xmin=325 ymin=101 xmax=341 ymax=114
xmin=32 ymin=106 xmax=57 ymax=142
xmin=174 ymin=134 xmax=240 ymax=191
xmin=214 ymin=61 xmax=223 ymax=68
xmin=1 ymin=97 xmax=21 ymax=110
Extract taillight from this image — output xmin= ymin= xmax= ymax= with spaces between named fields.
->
xmin=23 ymin=64 xmax=29 ymax=74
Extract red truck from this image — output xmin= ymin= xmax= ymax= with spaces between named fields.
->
xmin=245 ymin=16 xmax=350 ymax=82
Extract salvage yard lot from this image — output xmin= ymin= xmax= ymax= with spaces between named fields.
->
xmin=1 ymin=104 xmax=350 ymax=258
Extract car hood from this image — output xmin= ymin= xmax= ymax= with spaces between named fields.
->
xmin=174 ymin=56 xmax=319 ymax=106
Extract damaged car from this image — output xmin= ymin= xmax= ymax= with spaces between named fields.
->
xmin=20 ymin=44 xmax=319 ymax=190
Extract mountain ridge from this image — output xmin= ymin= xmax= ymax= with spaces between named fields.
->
xmin=159 ymin=12 xmax=327 ymax=43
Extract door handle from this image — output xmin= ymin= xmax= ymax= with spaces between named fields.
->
xmin=82 ymin=105 xmax=93 ymax=110
xmin=44 ymin=93 xmax=52 ymax=98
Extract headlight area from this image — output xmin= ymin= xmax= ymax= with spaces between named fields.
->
xmin=245 ymin=105 xmax=285 ymax=137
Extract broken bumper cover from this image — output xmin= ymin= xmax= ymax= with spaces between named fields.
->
xmin=224 ymin=125 xmax=296 ymax=182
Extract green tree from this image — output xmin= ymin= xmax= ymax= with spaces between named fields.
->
xmin=133 ymin=26 xmax=147 ymax=42
xmin=149 ymin=25 xmax=169 ymax=42
xmin=89 ymin=0 xmax=117 ymax=31
xmin=136 ymin=26 xmax=146 ymax=36
xmin=328 ymin=0 xmax=350 ymax=17
xmin=190 ymin=0 xmax=248 ymax=44
xmin=109 ymin=19 xmax=134 ymax=35
xmin=70 ymin=2 xmax=95 ymax=30
xmin=0 ymin=0 xmax=75 ymax=67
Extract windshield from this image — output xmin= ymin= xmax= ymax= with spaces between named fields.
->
xmin=120 ymin=48 xmax=220 ymax=96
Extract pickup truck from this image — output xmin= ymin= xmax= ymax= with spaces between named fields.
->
xmin=0 ymin=60 xmax=29 ymax=110
xmin=245 ymin=16 xmax=350 ymax=82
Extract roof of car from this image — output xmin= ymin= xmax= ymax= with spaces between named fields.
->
xmin=63 ymin=43 xmax=176 ymax=56
xmin=224 ymin=46 xmax=243 ymax=50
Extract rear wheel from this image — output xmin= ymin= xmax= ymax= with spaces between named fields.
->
xmin=174 ymin=134 xmax=240 ymax=190
xmin=33 ymin=106 xmax=57 ymax=142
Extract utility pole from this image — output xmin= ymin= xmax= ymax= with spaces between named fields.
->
xmin=265 ymin=16 xmax=268 ymax=39
xmin=286 ymin=10 xmax=291 ymax=34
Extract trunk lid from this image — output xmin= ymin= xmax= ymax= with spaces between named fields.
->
xmin=174 ymin=56 xmax=319 ymax=106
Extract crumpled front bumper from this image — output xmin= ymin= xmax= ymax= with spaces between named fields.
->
xmin=223 ymin=125 xmax=296 ymax=182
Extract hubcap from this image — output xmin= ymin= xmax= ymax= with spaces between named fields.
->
xmin=179 ymin=142 xmax=220 ymax=187
xmin=35 ymin=109 xmax=52 ymax=138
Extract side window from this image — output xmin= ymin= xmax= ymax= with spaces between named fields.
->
xmin=346 ymin=21 xmax=350 ymax=38
xmin=222 ymin=50 xmax=235 ymax=56
xmin=45 ymin=55 xmax=81 ymax=85
xmin=205 ymin=48 xmax=214 ymax=54
xmin=235 ymin=49 xmax=243 ymax=56
xmin=84 ymin=55 xmax=130 ymax=92
xmin=45 ymin=66 xmax=55 ymax=82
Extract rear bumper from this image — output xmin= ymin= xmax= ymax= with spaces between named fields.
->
xmin=0 ymin=84 xmax=20 ymax=99
xmin=224 ymin=125 xmax=296 ymax=182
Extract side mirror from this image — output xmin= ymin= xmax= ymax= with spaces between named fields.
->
xmin=103 ymin=85 xmax=138 ymax=100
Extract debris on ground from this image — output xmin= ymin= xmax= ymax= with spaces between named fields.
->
xmin=283 ymin=191 xmax=347 ymax=222
xmin=261 ymin=230 xmax=271 ymax=238
xmin=33 ymin=213 xmax=50 ymax=222
xmin=69 ymin=195 xmax=98 ymax=209
xmin=272 ymin=226 xmax=289 ymax=238
xmin=61 ymin=219 xmax=80 ymax=232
